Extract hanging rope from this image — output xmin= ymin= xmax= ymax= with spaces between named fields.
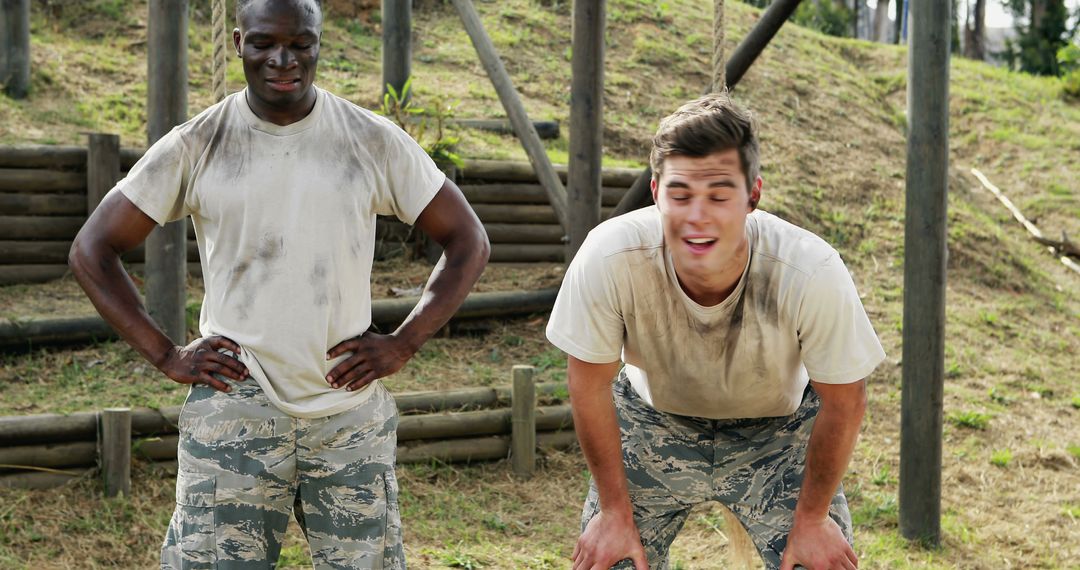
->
xmin=712 ymin=0 xmax=726 ymax=93
xmin=211 ymin=0 xmax=228 ymax=102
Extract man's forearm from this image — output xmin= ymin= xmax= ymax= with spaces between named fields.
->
xmin=393 ymin=230 xmax=488 ymax=350
xmin=69 ymin=241 xmax=175 ymax=367
xmin=568 ymin=359 xmax=632 ymax=515
xmin=794 ymin=381 xmax=867 ymax=522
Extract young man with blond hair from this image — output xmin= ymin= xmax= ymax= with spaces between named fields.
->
xmin=547 ymin=94 xmax=885 ymax=570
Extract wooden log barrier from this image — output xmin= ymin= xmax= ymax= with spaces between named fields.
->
xmin=0 ymin=193 xmax=85 ymax=215
xmin=0 ymin=468 xmax=93 ymax=490
xmin=488 ymin=244 xmax=565 ymax=263
xmin=460 ymin=159 xmax=638 ymax=188
xmin=0 ymin=169 xmax=85 ymax=193
xmin=462 ymin=184 xmax=626 ymax=206
xmin=0 ymin=240 xmax=201 ymax=264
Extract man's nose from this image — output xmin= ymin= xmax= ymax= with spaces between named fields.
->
xmin=686 ymin=199 xmax=708 ymax=224
xmin=268 ymin=46 xmax=296 ymax=68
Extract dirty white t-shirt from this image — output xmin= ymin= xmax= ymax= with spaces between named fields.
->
xmin=114 ymin=87 xmax=444 ymax=418
xmin=546 ymin=206 xmax=886 ymax=419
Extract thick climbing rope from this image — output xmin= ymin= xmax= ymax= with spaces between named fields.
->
xmin=712 ymin=0 xmax=726 ymax=92
xmin=211 ymin=0 xmax=228 ymax=102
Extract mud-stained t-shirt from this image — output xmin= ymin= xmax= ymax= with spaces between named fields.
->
xmin=112 ymin=86 xmax=445 ymax=418
xmin=546 ymin=206 xmax=886 ymax=419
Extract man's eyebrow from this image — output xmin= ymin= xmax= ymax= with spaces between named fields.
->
xmin=665 ymin=181 xmax=690 ymax=189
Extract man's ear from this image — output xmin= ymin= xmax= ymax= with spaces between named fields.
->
xmin=650 ymin=178 xmax=659 ymax=204
xmin=233 ymin=28 xmax=242 ymax=57
xmin=748 ymin=176 xmax=763 ymax=210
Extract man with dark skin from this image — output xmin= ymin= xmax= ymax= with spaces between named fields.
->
xmin=69 ymin=0 xmax=488 ymax=567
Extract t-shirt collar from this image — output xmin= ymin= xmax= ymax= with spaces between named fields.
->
xmin=236 ymin=85 xmax=324 ymax=135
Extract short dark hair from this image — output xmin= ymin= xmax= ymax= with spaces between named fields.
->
xmin=236 ymin=0 xmax=323 ymax=26
xmin=649 ymin=92 xmax=760 ymax=192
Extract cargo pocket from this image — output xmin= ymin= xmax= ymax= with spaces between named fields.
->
xmin=161 ymin=471 xmax=217 ymax=569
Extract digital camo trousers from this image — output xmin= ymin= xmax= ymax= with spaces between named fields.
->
xmin=582 ymin=373 xmax=853 ymax=570
xmin=161 ymin=377 xmax=404 ymax=569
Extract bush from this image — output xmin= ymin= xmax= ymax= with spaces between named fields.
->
xmin=1057 ymin=43 xmax=1080 ymax=100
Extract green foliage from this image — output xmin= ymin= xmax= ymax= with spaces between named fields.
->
xmin=380 ymin=77 xmax=464 ymax=169
xmin=1058 ymin=42 xmax=1080 ymax=99
xmin=792 ymin=0 xmax=853 ymax=38
xmin=989 ymin=449 xmax=1013 ymax=467
xmin=947 ymin=410 xmax=991 ymax=430
xmin=1001 ymin=0 xmax=1079 ymax=76
xmin=1071 ymin=395 xmax=1080 ymax=409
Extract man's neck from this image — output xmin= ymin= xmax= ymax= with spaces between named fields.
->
xmin=673 ymin=239 xmax=749 ymax=307
xmin=245 ymin=89 xmax=318 ymax=126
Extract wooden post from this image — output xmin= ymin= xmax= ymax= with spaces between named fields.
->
xmin=86 ymin=133 xmax=121 ymax=215
xmin=609 ymin=0 xmax=805 ymax=219
xmin=146 ymin=0 xmax=189 ymax=344
xmin=382 ymin=0 xmax=411 ymax=105
xmin=1 ymin=0 xmax=30 ymax=99
xmin=899 ymin=0 xmax=950 ymax=547
xmin=99 ymin=408 xmax=132 ymax=498
xmin=566 ymin=0 xmax=605 ymax=261
xmin=450 ymin=0 xmax=569 ymax=230
xmin=511 ymin=365 xmax=536 ymax=478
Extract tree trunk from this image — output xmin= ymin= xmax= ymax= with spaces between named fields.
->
xmin=873 ymin=0 xmax=890 ymax=42
xmin=962 ymin=0 xmax=986 ymax=60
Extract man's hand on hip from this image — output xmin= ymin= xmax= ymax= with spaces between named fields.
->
xmin=780 ymin=515 xmax=857 ymax=570
xmin=158 ymin=336 xmax=248 ymax=392
xmin=572 ymin=509 xmax=648 ymax=570
xmin=325 ymin=332 xmax=416 ymax=391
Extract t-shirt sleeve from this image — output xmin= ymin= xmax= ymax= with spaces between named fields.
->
xmin=372 ymin=121 xmax=445 ymax=225
xmin=545 ymin=234 xmax=625 ymax=364
xmin=114 ymin=128 xmax=193 ymax=226
xmin=797 ymin=253 xmax=886 ymax=384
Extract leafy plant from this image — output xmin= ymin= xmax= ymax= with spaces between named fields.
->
xmin=990 ymin=449 xmax=1013 ymax=467
xmin=1060 ymin=42 xmax=1080 ymax=100
xmin=947 ymin=410 xmax=991 ymax=430
xmin=381 ymin=77 xmax=464 ymax=169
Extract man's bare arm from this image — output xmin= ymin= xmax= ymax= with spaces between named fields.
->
xmin=326 ymin=178 xmax=490 ymax=390
xmin=781 ymin=379 xmax=866 ymax=570
xmin=567 ymin=356 xmax=648 ymax=570
xmin=69 ymin=192 xmax=247 ymax=391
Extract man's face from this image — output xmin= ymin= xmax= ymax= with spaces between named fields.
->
xmin=651 ymin=149 xmax=762 ymax=280
xmin=233 ymin=0 xmax=321 ymax=114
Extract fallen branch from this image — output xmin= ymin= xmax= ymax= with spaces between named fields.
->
xmin=970 ymin=168 xmax=1080 ymax=275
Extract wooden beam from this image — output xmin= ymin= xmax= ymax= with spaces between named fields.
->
xmin=381 ymin=0 xmax=411 ymax=104
xmin=99 ymin=408 xmax=132 ymax=498
xmin=899 ymin=0 xmax=951 ymax=547
xmin=145 ymin=0 xmax=189 ymax=344
xmin=450 ymin=0 xmax=569 ymax=229
xmin=1 ymin=0 xmax=30 ymax=99
xmin=511 ymin=365 xmax=537 ymax=478
xmin=566 ymin=0 xmax=606 ymax=260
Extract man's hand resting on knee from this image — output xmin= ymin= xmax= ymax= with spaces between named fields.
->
xmin=781 ymin=514 xmax=858 ymax=570
xmin=573 ymin=509 xmax=648 ymax=570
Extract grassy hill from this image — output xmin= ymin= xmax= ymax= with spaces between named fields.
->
xmin=0 ymin=0 xmax=1078 ymax=568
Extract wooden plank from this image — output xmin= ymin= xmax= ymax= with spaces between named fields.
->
xmin=511 ymin=365 xmax=536 ymax=478
xmin=0 ymin=193 xmax=84 ymax=215
xmin=0 ymin=264 xmax=70 ymax=285
xmin=0 ymin=146 xmax=86 ymax=168
xmin=0 ymin=169 xmax=85 ymax=193
xmin=0 ymin=468 xmax=92 ymax=490
xmin=0 ymin=240 xmax=200 ymax=264
xmin=450 ymin=0 xmax=569 ymax=229
xmin=484 ymin=223 xmax=563 ymax=244
xmin=488 ymin=243 xmax=564 ymax=263
xmin=0 ymin=440 xmax=96 ymax=470
xmin=1 ymin=0 xmax=30 ymax=99
xmin=0 ymin=216 xmax=84 ymax=240
xmin=87 ymin=133 xmax=121 ymax=214
xmin=462 ymin=184 xmax=626 ymax=206
xmin=472 ymin=204 xmax=614 ymax=224
xmin=460 ymin=159 xmax=639 ymax=187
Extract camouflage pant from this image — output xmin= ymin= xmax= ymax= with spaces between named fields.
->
xmin=161 ymin=377 xmax=404 ymax=569
xmin=582 ymin=373 xmax=852 ymax=570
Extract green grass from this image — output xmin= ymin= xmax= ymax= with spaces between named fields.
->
xmin=989 ymin=449 xmax=1013 ymax=467
xmin=946 ymin=410 xmax=992 ymax=430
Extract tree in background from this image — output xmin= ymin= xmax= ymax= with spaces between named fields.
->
xmin=792 ymin=0 xmax=853 ymax=37
xmin=1002 ymin=0 xmax=1079 ymax=75
xmin=962 ymin=0 xmax=988 ymax=60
